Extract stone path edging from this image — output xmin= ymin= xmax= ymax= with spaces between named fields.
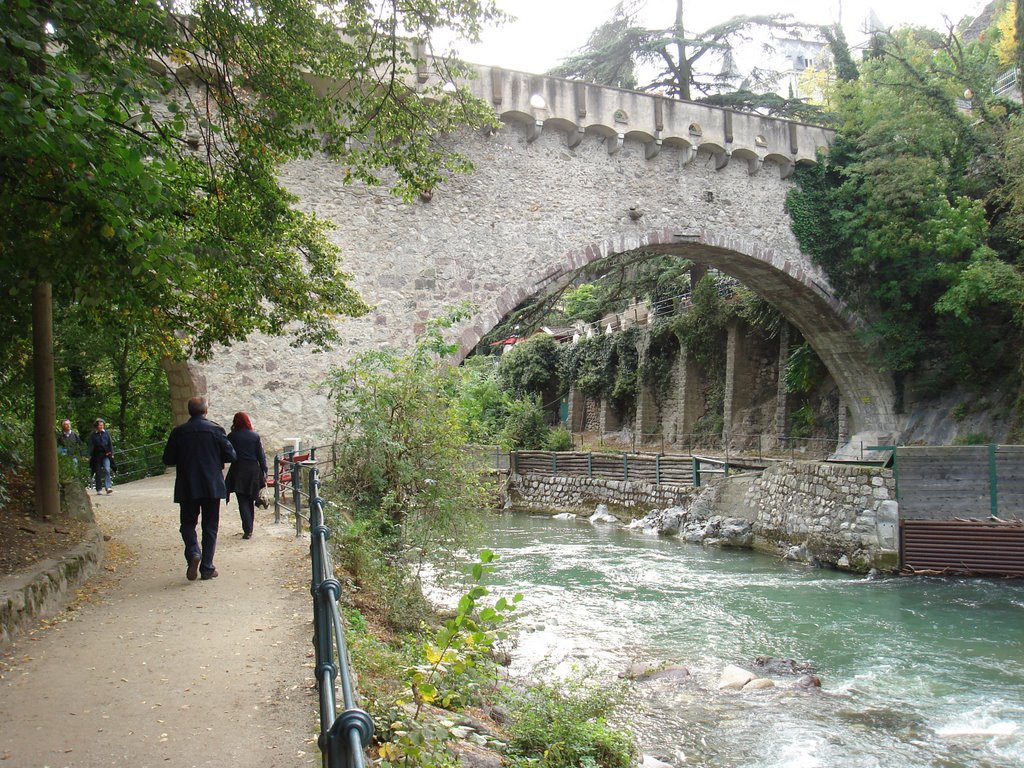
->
xmin=0 ymin=524 xmax=104 ymax=647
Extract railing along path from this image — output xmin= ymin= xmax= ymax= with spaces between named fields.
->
xmin=272 ymin=446 xmax=372 ymax=768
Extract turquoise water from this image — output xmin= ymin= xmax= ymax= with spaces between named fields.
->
xmin=450 ymin=513 xmax=1024 ymax=768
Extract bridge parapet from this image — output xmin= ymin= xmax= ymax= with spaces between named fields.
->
xmin=422 ymin=64 xmax=833 ymax=174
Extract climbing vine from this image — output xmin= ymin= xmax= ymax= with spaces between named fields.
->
xmin=639 ymin=318 xmax=680 ymax=406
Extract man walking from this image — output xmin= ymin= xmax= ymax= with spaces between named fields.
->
xmin=163 ymin=397 xmax=236 ymax=581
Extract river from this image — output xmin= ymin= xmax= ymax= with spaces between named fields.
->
xmin=444 ymin=512 xmax=1024 ymax=768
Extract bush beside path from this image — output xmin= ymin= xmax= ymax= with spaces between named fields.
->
xmin=0 ymin=472 xmax=319 ymax=767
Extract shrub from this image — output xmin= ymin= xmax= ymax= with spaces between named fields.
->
xmin=502 ymin=673 xmax=636 ymax=768
xmin=501 ymin=397 xmax=549 ymax=450
xmin=545 ymin=426 xmax=574 ymax=452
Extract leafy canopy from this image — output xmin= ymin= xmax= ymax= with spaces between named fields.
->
xmin=547 ymin=0 xmax=823 ymax=119
xmin=786 ymin=21 xmax=1024 ymax=389
xmin=0 ymin=0 xmax=504 ymax=363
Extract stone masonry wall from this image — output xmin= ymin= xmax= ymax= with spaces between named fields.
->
xmin=189 ymin=117 xmax=897 ymax=446
xmin=507 ymin=461 xmax=899 ymax=572
xmin=507 ymin=474 xmax=697 ymax=516
xmin=741 ymin=462 xmax=899 ymax=571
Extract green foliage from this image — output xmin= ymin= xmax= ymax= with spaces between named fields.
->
xmin=670 ymin=275 xmax=729 ymax=377
xmin=954 ymin=433 xmax=991 ymax=445
xmin=789 ymin=402 xmax=817 ymax=439
xmin=371 ymin=551 xmax=520 ymax=768
xmin=548 ymin=2 xmax=810 ymax=111
xmin=499 ymin=335 xmax=562 ymax=399
xmin=327 ymin=307 xmax=489 ymax=567
xmin=784 ymin=342 xmax=825 ymax=394
xmin=562 ymin=284 xmax=609 ymax=324
xmin=0 ymin=0 xmax=501 ymax=493
xmin=408 ymin=551 xmax=521 ymax=714
xmin=500 ymin=396 xmax=550 ymax=450
xmin=638 ymin=320 xmax=679 ymax=406
xmin=502 ymin=673 xmax=636 ymax=768
xmin=786 ymin=24 xmax=1024 ymax=388
xmin=559 ymin=336 xmax=615 ymax=399
xmin=544 ymin=426 xmax=574 ymax=452
xmin=454 ymin=356 xmax=512 ymax=445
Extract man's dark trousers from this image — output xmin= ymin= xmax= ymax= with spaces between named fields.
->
xmin=180 ymin=498 xmax=220 ymax=577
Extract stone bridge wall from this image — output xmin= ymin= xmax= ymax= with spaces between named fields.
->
xmin=185 ymin=68 xmax=898 ymax=448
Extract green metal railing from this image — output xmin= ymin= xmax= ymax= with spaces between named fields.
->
xmin=272 ymin=448 xmax=372 ymax=768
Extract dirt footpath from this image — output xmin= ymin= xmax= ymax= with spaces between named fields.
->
xmin=0 ymin=472 xmax=320 ymax=768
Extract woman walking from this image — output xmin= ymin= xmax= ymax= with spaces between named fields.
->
xmin=225 ymin=412 xmax=268 ymax=539
xmin=86 ymin=418 xmax=115 ymax=495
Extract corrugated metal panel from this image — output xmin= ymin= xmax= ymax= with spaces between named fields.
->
xmin=900 ymin=519 xmax=1024 ymax=576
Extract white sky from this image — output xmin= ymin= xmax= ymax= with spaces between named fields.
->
xmin=450 ymin=0 xmax=992 ymax=74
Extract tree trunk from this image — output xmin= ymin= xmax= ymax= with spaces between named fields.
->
xmin=32 ymin=281 xmax=60 ymax=518
xmin=674 ymin=0 xmax=690 ymax=101
xmin=1016 ymin=0 xmax=1024 ymax=76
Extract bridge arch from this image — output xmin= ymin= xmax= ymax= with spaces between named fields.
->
xmin=188 ymin=70 xmax=896 ymax=448
xmin=455 ymin=226 xmax=898 ymax=440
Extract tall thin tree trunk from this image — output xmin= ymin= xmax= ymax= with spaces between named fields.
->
xmin=32 ymin=281 xmax=60 ymax=518
xmin=1016 ymin=0 xmax=1024 ymax=76
xmin=675 ymin=0 xmax=690 ymax=100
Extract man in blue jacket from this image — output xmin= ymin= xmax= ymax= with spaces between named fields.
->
xmin=163 ymin=397 xmax=236 ymax=581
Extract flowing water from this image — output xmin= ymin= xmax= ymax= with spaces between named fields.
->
xmin=446 ymin=512 xmax=1024 ymax=768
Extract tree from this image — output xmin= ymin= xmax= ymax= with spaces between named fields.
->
xmin=547 ymin=0 xmax=817 ymax=117
xmin=786 ymin=21 xmax=1024 ymax=392
xmin=327 ymin=308 xmax=490 ymax=559
xmin=0 ymin=0 xmax=502 ymax=517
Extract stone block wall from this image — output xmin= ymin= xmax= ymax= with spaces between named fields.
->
xmin=739 ymin=462 xmax=898 ymax=570
xmin=506 ymin=460 xmax=900 ymax=573
xmin=507 ymin=474 xmax=696 ymax=516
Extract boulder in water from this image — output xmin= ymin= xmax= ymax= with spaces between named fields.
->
xmin=718 ymin=664 xmax=756 ymax=690
xmin=589 ymin=504 xmax=619 ymax=524
xmin=644 ymin=664 xmax=692 ymax=682
xmin=754 ymin=656 xmax=817 ymax=676
xmin=794 ymin=674 xmax=822 ymax=690
xmin=742 ymin=677 xmax=775 ymax=690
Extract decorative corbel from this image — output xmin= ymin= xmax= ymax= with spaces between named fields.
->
xmin=645 ymin=132 xmax=663 ymax=160
xmin=607 ymin=133 xmax=624 ymax=155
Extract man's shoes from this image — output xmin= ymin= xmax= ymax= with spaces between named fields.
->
xmin=186 ymin=554 xmax=201 ymax=581
xmin=105 ymin=488 xmax=113 ymax=494
xmin=201 ymin=568 xmax=219 ymax=580
xmin=242 ymin=532 xmax=251 ymax=539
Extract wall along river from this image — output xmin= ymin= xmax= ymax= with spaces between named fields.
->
xmin=440 ymin=512 xmax=1024 ymax=768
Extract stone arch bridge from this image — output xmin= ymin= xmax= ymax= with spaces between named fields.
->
xmin=168 ymin=66 xmax=900 ymax=451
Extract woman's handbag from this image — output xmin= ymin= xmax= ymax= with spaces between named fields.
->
xmin=256 ymin=486 xmax=270 ymax=509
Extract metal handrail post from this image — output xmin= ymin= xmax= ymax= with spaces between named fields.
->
xmin=273 ymin=454 xmax=282 ymax=524
xmin=292 ymin=459 xmax=303 ymax=537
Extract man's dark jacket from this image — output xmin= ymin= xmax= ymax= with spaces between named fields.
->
xmin=162 ymin=415 xmax=237 ymax=503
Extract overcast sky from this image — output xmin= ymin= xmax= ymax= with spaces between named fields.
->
xmin=449 ymin=0 xmax=992 ymax=73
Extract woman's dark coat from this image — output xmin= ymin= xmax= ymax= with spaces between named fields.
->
xmin=225 ymin=428 xmax=268 ymax=498
xmin=86 ymin=429 xmax=114 ymax=474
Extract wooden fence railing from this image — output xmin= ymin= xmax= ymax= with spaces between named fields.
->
xmin=897 ymin=445 xmax=1024 ymax=520
xmin=509 ymin=450 xmax=762 ymax=487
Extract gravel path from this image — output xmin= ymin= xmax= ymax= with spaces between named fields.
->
xmin=0 ymin=472 xmax=320 ymax=768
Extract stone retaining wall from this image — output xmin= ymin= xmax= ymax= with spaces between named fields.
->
xmin=740 ymin=462 xmax=899 ymax=571
xmin=0 ymin=526 xmax=105 ymax=648
xmin=506 ymin=473 xmax=697 ymax=516
xmin=506 ymin=460 xmax=900 ymax=573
